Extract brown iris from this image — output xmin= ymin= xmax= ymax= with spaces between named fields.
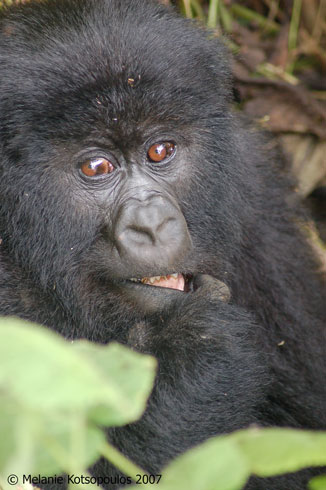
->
xmin=80 ymin=157 xmax=115 ymax=177
xmin=147 ymin=142 xmax=175 ymax=163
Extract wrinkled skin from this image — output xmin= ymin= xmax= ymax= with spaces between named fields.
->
xmin=0 ymin=1 xmax=325 ymax=488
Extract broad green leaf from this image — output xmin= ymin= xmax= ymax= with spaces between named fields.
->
xmin=132 ymin=428 xmax=326 ymax=490
xmin=232 ymin=428 xmax=326 ymax=477
xmin=140 ymin=436 xmax=250 ymax=490
xmin=0 ymin=317 xmax=156 ymax=425
xmin=0 ymin=317 xmax=156 ymax=480
xmin=309 ymin=475 xmax=326 ymax=490
xmin=0 ymin=318 xmax=108 ymax=411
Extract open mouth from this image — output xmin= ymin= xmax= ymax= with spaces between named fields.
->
xmin=129 ymin=273 xmax=192 ymax=292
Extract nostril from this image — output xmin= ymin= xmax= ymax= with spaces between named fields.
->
xmin=156 ymin=217 xmax=177 ymax=235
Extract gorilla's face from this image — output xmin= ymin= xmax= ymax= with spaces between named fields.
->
xmin=0 ymin=0 xmax=241 ymax=317
xmin=52 ymin=113 xmax=197 ymax=314
xmin=5 ymin=100 xmax=210 ymax=314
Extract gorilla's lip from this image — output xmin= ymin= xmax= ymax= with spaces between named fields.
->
xmin=121 ymin=277 xmax=187 ymax=314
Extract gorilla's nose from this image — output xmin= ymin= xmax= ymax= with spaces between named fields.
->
xmin=114 ymin=195 xmax=192 ymax=268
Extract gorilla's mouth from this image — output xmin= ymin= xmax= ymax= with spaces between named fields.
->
xmin=129 ymin=273 xmax=192 ymax=292
xmin=123 ymin=274 xmax=230 ymax=314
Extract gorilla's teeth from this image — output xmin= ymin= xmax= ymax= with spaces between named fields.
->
xmin=133 ymin=274 xmax=180 ymax=284
xmin=130 ymin=273 xmax=184 ymax=291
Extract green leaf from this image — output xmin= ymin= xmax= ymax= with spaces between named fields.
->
xmin=0 ymin=317 xmax=156 ymax=479
xmin=0 ymin=318 xmax=107 ymax=412
xmin=0 ymin=317 xmax=156 ymax=424
xmin=133 ymin=428 xmax=326 ymax=490
xmin=232 ymin=428 xmax=326 ymax=477
xmin=143 ymin=436 xmax=250 ymax=490
xmin=309 ymin=475 xmax=326 ymax=490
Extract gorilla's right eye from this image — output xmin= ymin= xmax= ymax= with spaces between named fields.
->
xmin=80 ymin=157 xmax=115 ymax=177
xmin=147 ymin=142 xmax=176 ymax=163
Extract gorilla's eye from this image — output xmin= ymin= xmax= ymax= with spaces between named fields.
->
xmin=80 ymin=157 xmax=115 ymax=177
xmin=147 ymin=142 xmax=175 ymax=163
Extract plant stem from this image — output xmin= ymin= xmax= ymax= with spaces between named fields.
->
xmin=207 ymin=0 xmax=220 ymax=29
xmin=288 ymin=0 xmax=302 ymax=52
xmin=100 ymin=441 xmax=145 ymax=481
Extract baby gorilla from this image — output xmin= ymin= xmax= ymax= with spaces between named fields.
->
xmin=0 ymin=0 xmax=325 ymax=489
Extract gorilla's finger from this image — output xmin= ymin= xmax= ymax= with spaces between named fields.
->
xmin=193 ymin=274 xmax=231 ymax=303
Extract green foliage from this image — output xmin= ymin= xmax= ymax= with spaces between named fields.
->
xmin=132 ymin=428 xmax=326 ymax=490
xmin=310 ymin=475 xmax=326 ymax=490
xmin=232 ymin=428 xmax=326 ymax=476
xmin=0 ymin=318 xmax=155 ymax=420
xmin=147 ymin=436 xmax=248 ymax=490
xmin=0 ymin=318 xmax=155 ymax=487
xmin=0 ymin=317 xmax=326 ymax=490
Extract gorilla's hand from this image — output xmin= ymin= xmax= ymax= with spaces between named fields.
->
xmin=128 ymin=273 xmax=243 ymax=360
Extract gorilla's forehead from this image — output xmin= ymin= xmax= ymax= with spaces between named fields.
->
xmin=18 ymin=72 xmax=205 ymax=148
xmin=0 ymin=0 xmax=230 ymax=140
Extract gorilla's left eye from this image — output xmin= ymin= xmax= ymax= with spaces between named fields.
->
xmin=80 ymin=157 xmax=115 ymax=177
xmin=147 ymin=142 xmax=175 ymax=163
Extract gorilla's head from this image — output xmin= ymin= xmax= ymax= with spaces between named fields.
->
xmin=0 ymin=0 xmax=246 ymax=323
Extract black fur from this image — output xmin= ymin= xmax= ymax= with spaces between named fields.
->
xmin=0 ymin=1 xmax=325 ymax=488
